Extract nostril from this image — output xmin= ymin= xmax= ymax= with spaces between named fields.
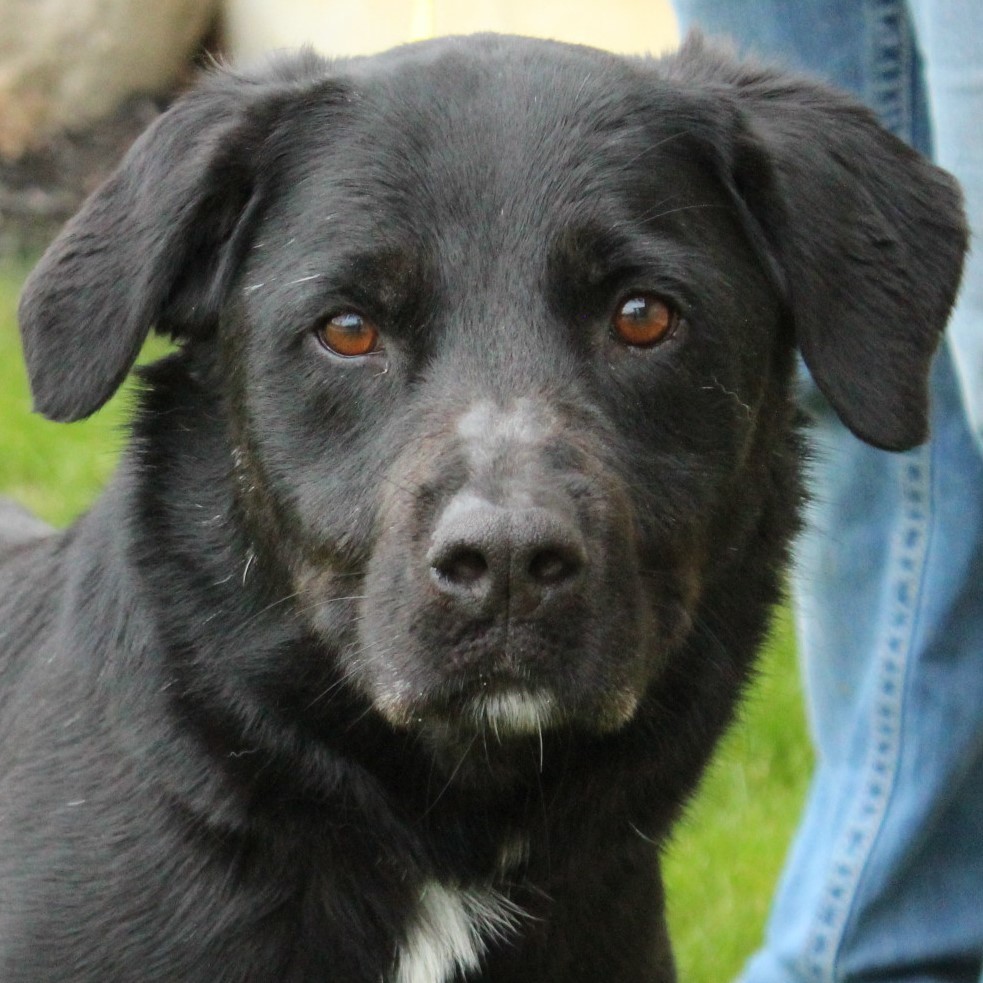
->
xmin=527 ymin=546 xmax=583 ymax=587
xmin=427 ymin=495 xmax=586 ymax=614
xmin=433 ymin=547 xmax=489 ymax=588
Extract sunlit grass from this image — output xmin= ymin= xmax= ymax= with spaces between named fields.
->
xmin=665 ymin=610 xmax=811 ymax=981
xmin=0 ymin=261 xmax=167 ymax=524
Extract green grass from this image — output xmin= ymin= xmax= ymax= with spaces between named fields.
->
xmin=665 ymin=611 xmax=812 ymax=980
xmin=0 ymin=262 xmax=812 ymax=979
xmin=0 ymin=261 xmax=139 ymax=524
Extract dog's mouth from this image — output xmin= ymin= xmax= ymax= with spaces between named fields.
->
xmin=367 ymin=659 xmax=649 ymax=745
xmin=465 ymin=687 xmax=558 ymax=737
xmin=379 ymin=673 xmax=559 ymax=735
xmin=398 ymin=685 xmax=561 ymax=743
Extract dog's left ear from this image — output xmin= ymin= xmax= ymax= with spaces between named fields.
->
xmin=18 ymin=54 xmax=337 ymax=423
xmin=666 ymin=34 xmax=968 ymax=451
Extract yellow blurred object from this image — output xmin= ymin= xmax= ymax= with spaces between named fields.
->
xmin=408 ymin=0 xmax=436 ymax=41
xmin=224 ymin=0 xmax=679 ymax=62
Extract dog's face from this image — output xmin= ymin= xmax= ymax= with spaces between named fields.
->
xmin=18 ymin=36 xmax=965 ymax=757
xmin=226 ymin=46 xmax=785 ymax=743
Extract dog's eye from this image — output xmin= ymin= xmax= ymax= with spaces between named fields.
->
xmin=612 ymin=294 xmax=678 ymax=348
xmin=315 ymin=313 xmax=382 ymax=358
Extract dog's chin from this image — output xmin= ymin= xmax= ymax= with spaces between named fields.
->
xmin=372 ymin=679 xmax=644 ymax=748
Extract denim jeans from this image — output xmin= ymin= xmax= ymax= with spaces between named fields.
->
xmin=669 ymin=2 xmax=983 ymax=981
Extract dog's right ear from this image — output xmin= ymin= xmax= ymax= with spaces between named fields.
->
xmin=18 ymin=54 xmax=337 ymax=423
xmin=660 ymin=34 xmax=967 ymax=452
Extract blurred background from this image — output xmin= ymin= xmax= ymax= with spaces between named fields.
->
xmin=0 ymin=3 xmax=809 ymax=980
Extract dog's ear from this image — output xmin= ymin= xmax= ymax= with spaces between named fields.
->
xmin=666 ymin=34 xmax=968 ymax=451
xmin=18 ymin=54 xmax=336 ymax=423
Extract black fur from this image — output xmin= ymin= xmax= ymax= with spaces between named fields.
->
xmin=1 ymin=33 xmax=966 ymax=982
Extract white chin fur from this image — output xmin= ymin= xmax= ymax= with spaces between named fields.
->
xmin=468 ymin=689 xmax=555 ymax=737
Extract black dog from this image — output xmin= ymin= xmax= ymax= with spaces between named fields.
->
xmin=0 ymin=33 xmax=965 ymax=982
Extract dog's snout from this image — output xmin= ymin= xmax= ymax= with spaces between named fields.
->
xmin=427 ymin=495 xmax=586 ymax=617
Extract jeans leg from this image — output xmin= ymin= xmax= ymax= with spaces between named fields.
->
xmin=761 ymin=348 xmax=983 ymax=983
xmin=672 ymin=0 xmax=927 ymax=149
xmin=905 ymin=0 xmax=983 ymax=449
xmin=669 ymin=2 xmax=983 ymax=980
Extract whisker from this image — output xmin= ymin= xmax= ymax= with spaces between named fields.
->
xmin=422 ymin=734 xmax=478 ymax=816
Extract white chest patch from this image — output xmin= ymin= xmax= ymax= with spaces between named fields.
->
xmin=393 ymin=882 xmax=523 ymax=983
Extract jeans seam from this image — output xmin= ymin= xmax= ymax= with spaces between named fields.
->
xmin=863 ymin=0 xmax=914 ymax=142
xmin=790 ymin=6 xmax=921 ymax=978
xmin=797 ymin=444 xmax=932 ymax=982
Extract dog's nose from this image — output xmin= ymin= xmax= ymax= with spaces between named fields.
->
xmin=427 ymin=495 xmax=586 ymax=617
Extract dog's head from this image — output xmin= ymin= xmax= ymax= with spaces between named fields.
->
xmin=18 ymin=35 xmax=965 ymax=753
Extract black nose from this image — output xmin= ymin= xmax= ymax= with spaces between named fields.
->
xmin=427 ymin=495 xmax=587 ymax=617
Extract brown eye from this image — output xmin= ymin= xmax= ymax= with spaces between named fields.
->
xmin=612 ymin=294 xmax=678 ymax=347
xmin=316 ymin=312 xmax=381 ymax=358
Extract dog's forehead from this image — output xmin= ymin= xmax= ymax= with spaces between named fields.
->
xmin=241 ymin=36 xmax=749 ymax=334
xmin=268 ymin=37 xmax=708 ymax=248
xmin=346 ymin=34 xmax=646 ymax=136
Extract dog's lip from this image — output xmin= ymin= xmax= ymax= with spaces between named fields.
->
xmin=465 ymin=688 xmax=557 ymax=737
xmin=409 ymin=683 xmax=559 ymax=739
xmin=420 ymin=672 xmax=541 ymax=711
xmin=388 ymin=674 xmax=557 ymax=729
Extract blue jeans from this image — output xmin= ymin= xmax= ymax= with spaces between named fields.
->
xmin=670 ymin=2 xmax=983 ymax=981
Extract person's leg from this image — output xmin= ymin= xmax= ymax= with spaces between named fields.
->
xmin=905 ymin=10 xmax=983 ymax=982
xmin=906 ymin=0 xmax=983 ymax=450
xmin=671 ymin=2 xmax=983 ymax=981
xmin=776 ymin=345 xmax=983 ymax=983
